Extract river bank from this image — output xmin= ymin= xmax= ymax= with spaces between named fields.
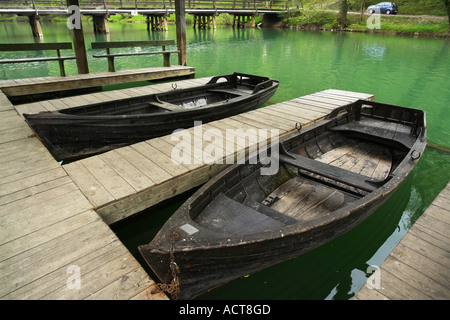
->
xmin=2 ymin=9 xmax=447 ymax=38
xmin=279 ymin=9 xmax=449 ymax=38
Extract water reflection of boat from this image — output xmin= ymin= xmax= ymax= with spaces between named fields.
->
xmin=24 ymin=73 xmax=279 ymax=161
xmin=139 ymin=99 xmax=427 ymax=300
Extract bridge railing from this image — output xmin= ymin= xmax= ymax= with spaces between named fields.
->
xmin=0 ymin=0 xmax=288 ymax=11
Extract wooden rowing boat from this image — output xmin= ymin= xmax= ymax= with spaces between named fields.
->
xmin=23 ymin=73 xmax=279 ymax=161
xmin=138 ymin=99 xmax=426 ymax=300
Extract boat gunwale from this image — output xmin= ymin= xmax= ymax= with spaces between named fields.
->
xmin=22 ymin=73 xmax=279 ymax=121
xmin=157 ymin=100 xmax=427 ymax=251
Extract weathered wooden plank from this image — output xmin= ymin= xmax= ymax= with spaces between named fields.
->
xmin=354 ymin=182 xmax=450 ymax=300
xmin=0 ymin=167 xmax=67 ymax=198
xmin=130 ymin=141 xmax=189 ymax=177
xmin=0 ymin=210 xmax=98 ymax=261
xmin=63 ymin=160 xmax=115 ymax=208
xmin=0 ymin=66 xmax=195 ymax=97
xmin=322 ymin=89 xmax=374 ymax=100
xmin=4 ymin=240 xmax=127 ymax=300
xmin=0 ymin=175 xmax=73 ymax=207
xmin=98 ymin=150 xmax=155 ymax=192
xmin=0 ymin=221 xmax=116 ymax=298
xmin=79 ymin=156 xmax=135 ymax=200
xmin=0 ymin=190 xmax=92 ymax=244
xmin=381 ymin=254 xmax=450 ymax=299
xmin=114 ymin=146 xmax=172 ymax=185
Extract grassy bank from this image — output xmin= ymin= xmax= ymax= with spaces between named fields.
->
xmin=279 ymin=8 xmax=449 ymax=37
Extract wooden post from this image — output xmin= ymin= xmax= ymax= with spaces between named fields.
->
xmin=28 ymin=15 xmax=44 ymax=39
xmin=163 ymin=15 xmax=168 ymax=31
xmin=93 ymin=15 xmax=110 ymax=34
xmin=67 ymin=0 xmax=89 ymax=74
xmin=175 ymin=0 xmax=187 ymax=66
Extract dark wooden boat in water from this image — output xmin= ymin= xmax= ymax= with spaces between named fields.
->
xmin=23 ymin=73 xmax=279 ymax=161
xmin=138 ymin=99 xmax=426 ymax=300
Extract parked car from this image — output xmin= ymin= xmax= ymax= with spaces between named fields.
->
xmin=367 ymin=2 xmax=398 ymax=14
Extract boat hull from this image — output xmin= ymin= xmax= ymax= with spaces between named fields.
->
xmin=24 ymin=73 xmax=278 ymax=161
xmin=140 ymin=188 xmax=393 ymax=300
xmin=138 ymin=99 xmax=427 ymax=300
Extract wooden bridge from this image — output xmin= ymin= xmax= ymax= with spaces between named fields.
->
xmin=0 ymin=0 xmax=288 ymax=32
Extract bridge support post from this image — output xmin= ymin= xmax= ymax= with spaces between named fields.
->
xmin=192 ymin=14 xmax=217 ymax=29
xmin=146 ymin=14 xmax=168 ymax=31
xmin=28 ymin=15 xmax=44 ymax=39
xmin=92 ymin=15 xmax=110 ymax=34
xmin=232 ymin=14 xmax=256 ymax=28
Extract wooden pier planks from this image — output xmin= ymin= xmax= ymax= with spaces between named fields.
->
xmin=49 ymin=80 xmax=373 ymax=225
xmin=354 ymin=182 xmax=450 ymax=300
xmin=0 ymin=91 xmax=166 ymax=300
xmin=2 ymin=74 xmax=374 ymax=299
xmin=0 ymin=65 xmax=195 ymax=97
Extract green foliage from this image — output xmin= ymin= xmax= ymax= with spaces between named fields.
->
xmin=329 ymin=0 xmax=447 ymax=15
xmin=282 ymin=6 xmax=337 ymax=28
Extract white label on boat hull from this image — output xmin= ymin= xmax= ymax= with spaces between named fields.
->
xmin=180 ymin=223 xmax=199 ymax=235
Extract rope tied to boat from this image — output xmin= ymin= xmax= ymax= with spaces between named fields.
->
xmin=151 ymin=232 xmax=181 ymax=299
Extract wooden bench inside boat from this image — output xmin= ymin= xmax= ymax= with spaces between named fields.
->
xmin=92 ymin=40 xmax=179 ymax=72
xmin=331 ymin=117 xmax=416 ymax=149
xmin=279 ymin=152 xmax=387 ymax=193
xmin=148 ymin=100 xmax=185 ymax=112
xmin=0 ymin=42 xmax=76 ymax=77
xmin=195 ymin=193 xmax=286 ymax=235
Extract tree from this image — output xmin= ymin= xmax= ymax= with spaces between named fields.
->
xmin=444 ymin=0 xmax=450 ymax=29
xmin=338 ymin=0 xmax=348 ymax=28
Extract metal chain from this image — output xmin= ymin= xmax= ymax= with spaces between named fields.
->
xmin=151 ymin=232 xmax=180 ymax=300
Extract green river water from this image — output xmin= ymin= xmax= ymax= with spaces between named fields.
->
xmin=1 ymin=20 xmax=449 ymax=300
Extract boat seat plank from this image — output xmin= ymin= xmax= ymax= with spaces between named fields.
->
xmin=331 ymin=117 xmax=416 ymax=149
xmin=195 ymin=193 xmax=285 ymax=235
xmin=264 ymin=177 xmax=352 ymax=222
xmin=208 ymin=88 xmax=249 ymax=96
xmin=148 ymin=101 xmax=185 ymax=112
xmin=279 ymin=153 xmax=384 ymax=193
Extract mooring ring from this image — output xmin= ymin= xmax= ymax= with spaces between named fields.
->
xmin=410 ymin=150 xmax=421 ymax=160
xmin=295 ymin=122 xmax=302 ymax=132
xmin=172 ymin=83 xmax=177 ymax=90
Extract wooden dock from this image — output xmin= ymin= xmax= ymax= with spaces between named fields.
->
xmin=1 ymin=73 xmax=374 ymax=299
xmin=0 ymin=66 xmax=195 ymax=98
xmin=354 ymin=182 xmax=450 ymax=300
xmin=13 ymin=79 xmax=374 ymax=225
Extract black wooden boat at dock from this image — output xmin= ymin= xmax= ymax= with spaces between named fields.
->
xmin=138 ymin=99 xmax=426 ymax=300
xmin=23 ymin=73 xmax=279 ymax=161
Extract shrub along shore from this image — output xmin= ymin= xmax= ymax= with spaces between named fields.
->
xmin=1 ymin=10 xmax=448 ymax=38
